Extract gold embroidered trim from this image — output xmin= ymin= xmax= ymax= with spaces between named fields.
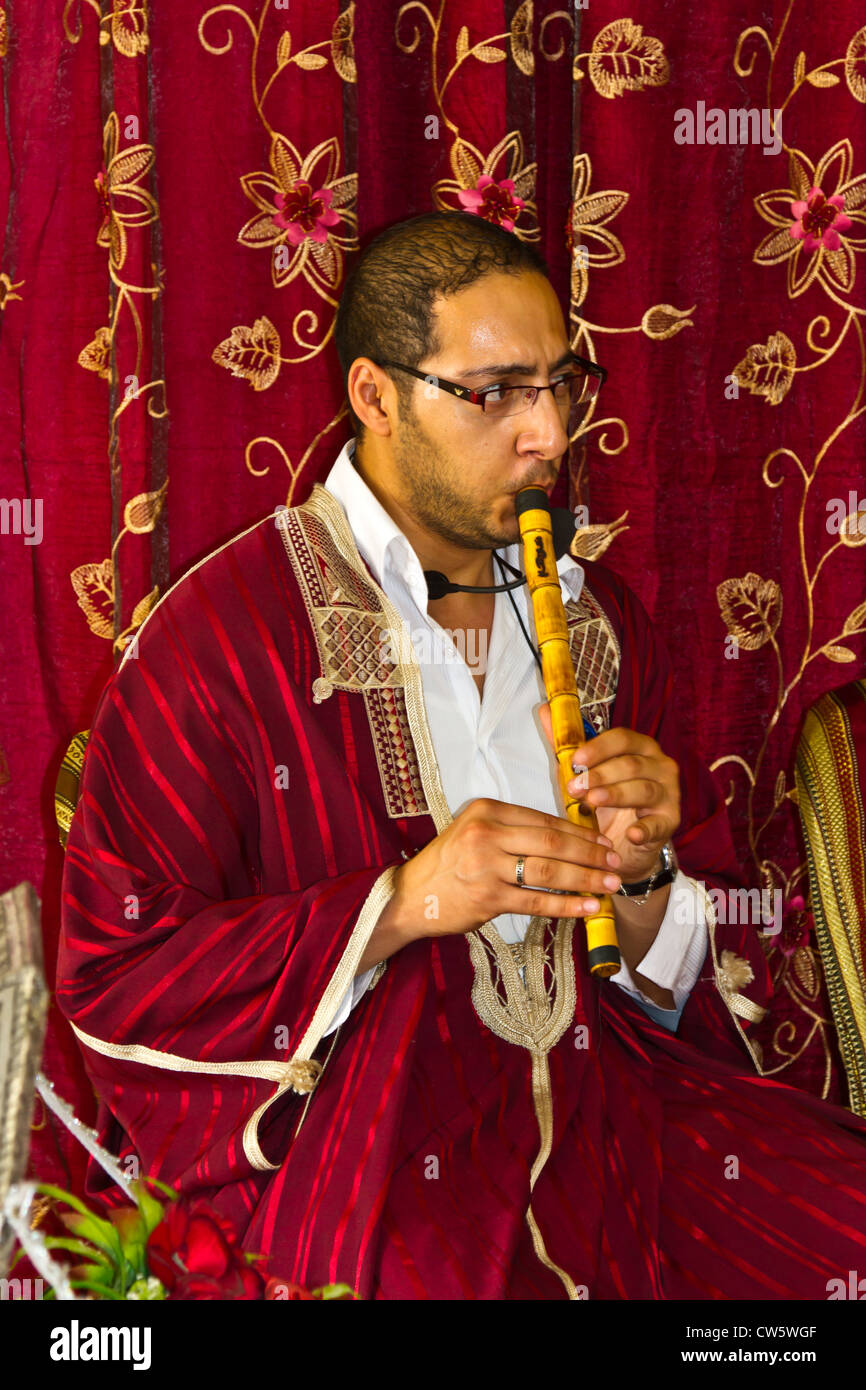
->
xmin=795 ymin=696 xmax=866 ymax=1115
xmin=468 ymin=918 xmax=583 ymax=1297
xmin=278 ymin=491 xmax=430 ymax=817
xmin=292 ymin=864 xmax=398 ymax=1062
xmin=282 ymin=485 xmax=597 ymax=1289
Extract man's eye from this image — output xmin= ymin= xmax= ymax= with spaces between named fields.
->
xmin=481 ymin=384 xmax=509 ymax=404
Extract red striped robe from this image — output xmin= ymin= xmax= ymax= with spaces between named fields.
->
xmin=57 ymin=484 xmax=866 ymax=1299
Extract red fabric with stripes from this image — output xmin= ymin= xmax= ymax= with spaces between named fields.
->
xmin=57 ymin=512 xmax=866 ymax=1299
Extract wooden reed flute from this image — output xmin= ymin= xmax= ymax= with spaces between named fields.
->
xmin=515 ymin=485 xmax=621 ymax=978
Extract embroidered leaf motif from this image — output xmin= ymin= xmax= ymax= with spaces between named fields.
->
xmin=294 ymin=52 xmax=328 ymax=70
xmin=277 ymin=32 xmax=291 ymax=67
xmin=449 ymin=138 xmax=483 ymax=188
xmin=732 ymin=332 xmax=796 ymax=406
xmin=806 ymin=69 xmax=839 ymax=87
xmin=641 ymin=303 xmax=695 ymax=340
xmin=843 ymin=600 xmax=866 ymax=634
xmin=793 ymin=51 xmax=806 ymax=84
xmin=569 ymin=512 xmax=629 ymax=561
xmin=845 ymin=27 xmax=866 ymax=101
xmin=824 ymin=644 xmax=857 ymax=662
xmin=131 ymin=586 xmax=159 ymax=629
xmin=586 ymin=19 xmax=669 ymax=98
xmin=456 ymin=25 xmax=469 ymax=62
xmin=78 ymin=327 xmax=113 ymax=380
xmin=212 ymin=317 xmax=282 ymax=391
xmin=111 ymin=5 xmax=149 ymax=58
xmin=793 ymin=946 xmax=818 ymax=998
xmin=124 ymin=480 xmax=168 ymax=535
xmin=331 ymin=3 xmax=356 ymax=82
xmin=475 ymin=45 xmax=506 ymax=63
xmin=71 ymin=560 xmax=114 ymax=639
xmin=510 ymin=0 xmax=534 ymax=75
xmin=840 ymin=509 xmax=866 ymax=546
xmin=716 ymin=574 xmax=782 ymax=650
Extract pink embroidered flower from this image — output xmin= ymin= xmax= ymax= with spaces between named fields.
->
xmin=273 ymin=182 xmax=341 ymax=246
xmin=458 ymin=175 xmax=525 ymax=233
xmin=238 ymin=135 xmax=358 ymax=293
xmin=777 ymin=894 xmax=813 ymax=960
xmin=789 ymin=186 xmax=853 ymax=253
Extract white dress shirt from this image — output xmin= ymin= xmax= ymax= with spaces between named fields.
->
xmin=318 ymin=441 xmax=708 ymax=1034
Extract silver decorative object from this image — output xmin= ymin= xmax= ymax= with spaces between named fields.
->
xmin=0 ymin=881 xmax=48 ymax=1277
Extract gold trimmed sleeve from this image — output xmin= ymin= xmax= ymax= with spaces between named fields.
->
xmin=70 ymin=863 xmax=402 ymax=1172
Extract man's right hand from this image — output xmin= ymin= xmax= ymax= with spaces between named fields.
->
xmin=356 ymin=798 xmax=623 ymax=972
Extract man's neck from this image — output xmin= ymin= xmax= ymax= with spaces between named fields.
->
xmin=351 ymin=441 xmax=496 ymax=590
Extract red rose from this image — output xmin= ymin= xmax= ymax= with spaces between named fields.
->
xmin=147 ymin=1199 xmax=262 ymax=1300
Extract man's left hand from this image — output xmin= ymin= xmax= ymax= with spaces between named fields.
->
xmin=538 ymin=706 xmax=680 ymax=883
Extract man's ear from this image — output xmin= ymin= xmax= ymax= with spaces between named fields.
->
xmin=348 ymin=358 xmax=394 ymax=437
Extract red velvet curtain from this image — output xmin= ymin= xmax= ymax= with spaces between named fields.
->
xmin=2 ymin=1 xmax=865 ymax=1192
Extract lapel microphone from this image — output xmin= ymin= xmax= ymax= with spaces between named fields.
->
xmin=423 ymin=507 xmax=577 ymax=600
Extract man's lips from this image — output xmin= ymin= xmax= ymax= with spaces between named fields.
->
xmin=509 ymin=479 xmax=557 ymax=499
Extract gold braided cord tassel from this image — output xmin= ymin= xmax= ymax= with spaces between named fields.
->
xmin=283 ymin=1058 xmax=323 ymax=1094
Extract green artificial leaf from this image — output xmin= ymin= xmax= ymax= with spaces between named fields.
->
xmin=133 ymin=1185 xmax=165 ymax=1236
xmin=58 ymin=1210 xmax=123 ymax=1263
xmin=44 ymin=1236 xmax=112 ymax=1267
xmin=68 ymin=1278 xmax=127 ymax=1300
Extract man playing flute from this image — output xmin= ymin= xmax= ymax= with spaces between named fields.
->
xmin=58 ymin=211 xmax=866 ymax=1299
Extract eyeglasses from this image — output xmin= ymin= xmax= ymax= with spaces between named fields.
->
xmin=376 ymin=354 xmax=607 ymax=419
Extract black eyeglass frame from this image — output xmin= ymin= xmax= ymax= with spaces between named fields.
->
xmin=375 ymin=354 xmax=608 ymax=413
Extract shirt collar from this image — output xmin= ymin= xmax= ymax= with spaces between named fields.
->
xmin=321 ymin=438 xmax=585 ymax=609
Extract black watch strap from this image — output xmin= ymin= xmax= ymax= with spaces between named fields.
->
xmin=617 ymin=843 xmax=676 ymax=898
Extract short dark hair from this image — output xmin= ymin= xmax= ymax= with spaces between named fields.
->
xmin=335 ymin=211 xmax=549 ymax=434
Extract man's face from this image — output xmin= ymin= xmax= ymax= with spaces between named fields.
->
xmin=389 ymin=270 xmax=572 ymax=552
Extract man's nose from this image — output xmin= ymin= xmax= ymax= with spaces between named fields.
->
xmin=517 ymin=386 xmax=571 ymax=457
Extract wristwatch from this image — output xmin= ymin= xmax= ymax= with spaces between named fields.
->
xmin=617 ymin=842 xmax=676 ymax=905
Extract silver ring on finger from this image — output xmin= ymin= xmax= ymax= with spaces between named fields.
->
xmin=515 ymin=855 xmax=526 ymax=888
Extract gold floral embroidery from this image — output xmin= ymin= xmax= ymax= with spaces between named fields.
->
xmin=78 ymin=326 xmax=113 ymax=380
xmin=509 ymin=0 xmax=533 ymax=76
xmin=732 ymin=332 xmax=796 ymax=405
xmin=568 ymin=511 xmax=630 ymax=562
xmin=201 ymin=5 xmax=358 ymax=494
xmin=237 ymin=134 xmax=358 ymax=296
xmin=432 ymin=131 xmax=539 ymax=242
xmin=708 ymin=25 xmax=866 ymax=1091
xmin=575 ymin=18 xmax=670 ymax=97
xmin=212 ymin=316 xmax=282 ymax=392
xmin=640 ymin=303 xmax=695 ymax=340
xmin=63 ymin=0 xmax=149 ymax=53
xmin=568 ymin=154 xmax=628 ymax=309
xmin=716 ymin=574 xmax=783 ymax=651
xmin=330 ymin=2 xmax=357 ymax=83
xmin=754 ymin=140 xmax=866 ymax=301
xmin=95 ymin=112 xmax=158 ymax=273
xmin=846 ymin=26 xmax=866 ymax=101
xmin=0 ymin=271 xmax=24 ymax=310
xmin=70 ymin=484 xmax=167 ymax=652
